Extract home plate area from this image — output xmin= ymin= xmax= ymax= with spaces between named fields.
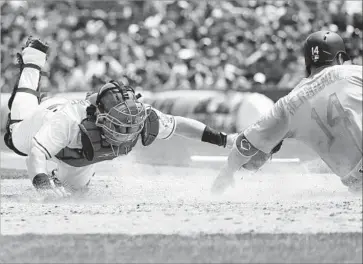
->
xmin=1 ymin=153 xmax=362 ymax=263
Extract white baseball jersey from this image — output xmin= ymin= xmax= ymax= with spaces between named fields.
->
xmin=13 ymin=98 xmax=177 ymax=161
xmin=244 ymin=65 xmax=362 ymax=178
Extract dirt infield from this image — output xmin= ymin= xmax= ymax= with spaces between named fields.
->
xmin=1 ymin=159 xmax=362 ymax=263
xmin=1 ymin=233 xmax=362 ymax=263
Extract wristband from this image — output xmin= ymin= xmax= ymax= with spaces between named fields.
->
xmin=201 ymin=126 xmax=227 ymax=147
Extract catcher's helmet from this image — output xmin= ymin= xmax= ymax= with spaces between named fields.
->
xmin=304 ymin=31 xmax=350 ymax=75
xmin=95 ymin=80 xmax=148 ymax=146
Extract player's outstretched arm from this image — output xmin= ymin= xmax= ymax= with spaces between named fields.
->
xmin=173 ymin=115 xmax=234 ymax=148
xmin=143 ymin=107 xmax=235 ymax=148
xmin=211 ymin=98 xmax=289 ymax=194
xmin=27 ymin=110 xmax=74 ymax=198
xmin=26 ymin=146 xmax=48 ymax=182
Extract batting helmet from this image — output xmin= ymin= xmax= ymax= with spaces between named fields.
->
xmin=95 ymin=80 xmax=148 ymax=146
xmin=304 ymin=31 xmax=350 ymax=75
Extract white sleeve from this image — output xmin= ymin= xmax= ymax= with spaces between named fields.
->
xmin=244 ymin=98 xmax=291 ymax=154
xmin=32 ymin=111 xmax=73 ymax=159
xmin=152 ymin=108 xmax=177 ymax=140
xmin=26 ymin=147 xmax=48 ymax=180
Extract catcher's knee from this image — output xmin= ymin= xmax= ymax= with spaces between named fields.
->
xmin=60 ymin=171 xmax=94 ymax=196
xmin=4 ymin=115 xmax=27 ymax=156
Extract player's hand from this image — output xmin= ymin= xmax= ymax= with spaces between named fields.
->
xmin=32 ymin=171 xmax=71 ymax=200
xmin=211 ymin=165 xmax=235 ymax=195
xmin=225 ymin=133 xmax=238 ymax=149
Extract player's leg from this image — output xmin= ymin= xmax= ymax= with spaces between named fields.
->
xmin=9 ymin=37 xmax=49 ymax=120
xmin=5 ymin=37 xmax=49 ymax=155
xmin=55 ymin=162 xmax=96 ymax=195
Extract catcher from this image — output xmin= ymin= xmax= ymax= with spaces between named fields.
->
xmin=212 ymin=30 xmax=362 ymax=194
xmin=4 ymin=37 xmax=233 ymax=198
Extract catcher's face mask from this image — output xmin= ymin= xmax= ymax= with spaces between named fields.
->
xmin=95 ymin=81 xmax=148 ymax=147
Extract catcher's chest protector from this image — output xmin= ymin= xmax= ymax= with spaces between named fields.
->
xmin=55 ymin=118 xmax=138 ymax=167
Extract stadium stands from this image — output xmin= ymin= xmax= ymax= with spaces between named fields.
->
xmin=1 ymin=0 xmax=362 ymax=94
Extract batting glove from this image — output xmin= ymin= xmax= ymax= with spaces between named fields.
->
xmin=225 ymin=133 xmax=238 ymax=149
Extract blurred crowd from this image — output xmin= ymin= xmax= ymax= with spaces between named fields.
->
xmin=1 ymin=0 xmax=362 ymax=94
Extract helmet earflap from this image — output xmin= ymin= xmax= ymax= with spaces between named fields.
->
xmin=305 ymin=66 xmax=311 ymax=77
xmin=337 ymin=53 xmax=345 ymax=65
